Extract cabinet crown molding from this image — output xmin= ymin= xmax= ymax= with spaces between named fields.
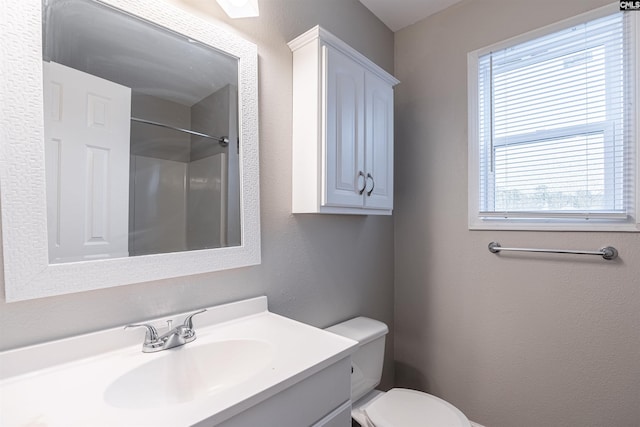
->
xmin=288 ymin=25 xmax=399 ymax=87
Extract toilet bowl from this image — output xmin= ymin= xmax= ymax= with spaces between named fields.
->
xmin=326 ymin=317 xmax=471 ymax=427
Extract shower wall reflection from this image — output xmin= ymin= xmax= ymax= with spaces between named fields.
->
xmin=129 ymin=87 xmax=241 ymax=256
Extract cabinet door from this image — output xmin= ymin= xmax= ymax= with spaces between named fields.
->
xmin=363 ymin=71 xmax=394 ymax=210
xmin=323 ymin=46 xmax=365 ymax=208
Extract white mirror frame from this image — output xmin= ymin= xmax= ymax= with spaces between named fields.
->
xmin=0 ymin=0 xmax=260 ymax=302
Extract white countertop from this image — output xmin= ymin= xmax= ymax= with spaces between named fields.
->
xmin=0 ymin=297 xmax=356 ymax=426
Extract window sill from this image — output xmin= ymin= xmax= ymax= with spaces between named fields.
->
xmin=468 ymin=218 xmax=640 ymax=232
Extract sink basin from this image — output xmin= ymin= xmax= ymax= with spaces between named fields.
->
xmin=104 ymin=339 xmax=274 ymax=409
xmin=1 ymin=297 xmax=357 ymax=426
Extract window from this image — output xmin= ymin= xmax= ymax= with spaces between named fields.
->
xmin=468 ymin=5 xmax=639 ymax=231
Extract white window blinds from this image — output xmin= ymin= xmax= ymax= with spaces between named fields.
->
xmin=475 ymin=11 xmax=636 ymax=223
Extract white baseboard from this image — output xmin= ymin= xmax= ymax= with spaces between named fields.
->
xmin=470 ymin=422 xmax=487 ymax=427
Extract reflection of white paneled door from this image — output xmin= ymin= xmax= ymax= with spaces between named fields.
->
xmin=43 ymin=61 xmax=131 ymax=263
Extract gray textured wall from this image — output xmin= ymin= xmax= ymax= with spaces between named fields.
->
xmin=0 ymin=0 xmax=395 ymax=389
xmin=394 ymin=1 xmax=640 ymax=426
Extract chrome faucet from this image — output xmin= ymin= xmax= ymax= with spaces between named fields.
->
xmin=125 ymin=309 xmax=207 ymax=353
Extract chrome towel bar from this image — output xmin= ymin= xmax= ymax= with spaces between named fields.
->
xmin=488 ymin=242 xmax=618 ymax=260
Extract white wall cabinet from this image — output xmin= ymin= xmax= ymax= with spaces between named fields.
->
xmin=289 ymin=26 xmax=399 ymax=215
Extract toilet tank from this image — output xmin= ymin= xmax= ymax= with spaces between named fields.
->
xmin=326 ymin=317 xmax=388 ymax=402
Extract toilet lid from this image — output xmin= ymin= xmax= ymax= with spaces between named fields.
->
xmin=364 ymin=388 xmax=470 ymax=427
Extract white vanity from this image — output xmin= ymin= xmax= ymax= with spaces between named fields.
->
xmin=0 ymin=297 xmax=356 ymax=426
xmin=1 ymin=4 xmax=362 ymax=425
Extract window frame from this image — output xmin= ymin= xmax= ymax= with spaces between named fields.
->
xmin=467 ymin=3 xmax=640 ymax=231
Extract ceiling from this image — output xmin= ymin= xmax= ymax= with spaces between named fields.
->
xmin=44 ymin=0 xmax=238 ymax=106
xmin=359 ymin=0 xmax=463 ymax=32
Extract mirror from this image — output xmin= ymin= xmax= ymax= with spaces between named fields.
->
xmin=0 ymin=0 xmax=260 ymax=301
xmin=43 ymin=0 xmax=241 ymax=263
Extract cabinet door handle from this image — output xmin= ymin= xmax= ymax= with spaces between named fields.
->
xmin=357 ymin=171 xmax=366 ymax=195
xmin=366 ymin=173 xmax=375 ymax=196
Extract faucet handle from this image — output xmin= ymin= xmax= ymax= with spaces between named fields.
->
xmin=125 ymin=323 xmax=159 ymax=342
xmin=183 ymin=309 xmax=207 ymax=329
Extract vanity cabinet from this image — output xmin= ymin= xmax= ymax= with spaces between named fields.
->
xmin=289 ymin=26 xmax=399 ymax=215
xmin=212 ymin=357 xmax=352 ymax=427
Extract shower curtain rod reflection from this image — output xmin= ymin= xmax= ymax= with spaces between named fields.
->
xmin=131 ymin=117 xmax=229 ymax=146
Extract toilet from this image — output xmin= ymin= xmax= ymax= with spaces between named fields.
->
xmin=326 ymin=317 xmax=471 ymax=427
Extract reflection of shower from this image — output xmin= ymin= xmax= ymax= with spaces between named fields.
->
xmin=187 ymin=153 xmax=228 ymax=250
xmin=129 ymin=85 xmax=240 ymax=256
